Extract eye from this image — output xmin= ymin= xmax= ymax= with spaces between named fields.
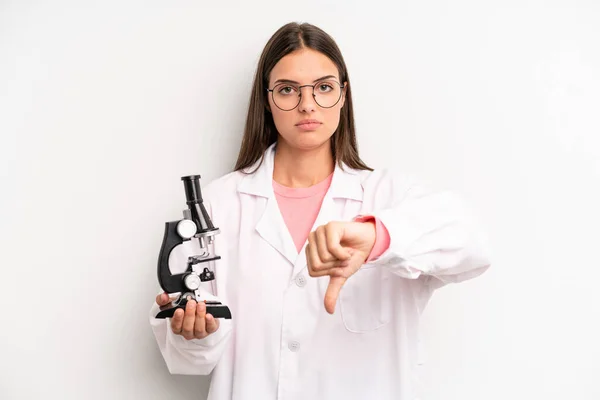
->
xmin=317 ymin=82 xmax=334 ymax=93
xmin=277 ymin=85 xmax=297 ymax=95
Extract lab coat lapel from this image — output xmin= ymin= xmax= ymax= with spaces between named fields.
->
xmin=256 ymin=197 xmax=299 ymax=266
xmin=237 ymin=143 xmax=298 ymax=266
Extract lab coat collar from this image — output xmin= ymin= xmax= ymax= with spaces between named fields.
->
xmin=236 ymin=142 xmax=364 ymax=201
xmin=237 ymin=142 xmax=364 ymax=269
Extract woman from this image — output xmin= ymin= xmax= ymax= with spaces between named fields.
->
xmin=150 ymin=22 xmax=491 ymax=400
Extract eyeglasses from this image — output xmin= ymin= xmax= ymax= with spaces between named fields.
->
xmin=266 ymin=79 xmax=345 ymax=111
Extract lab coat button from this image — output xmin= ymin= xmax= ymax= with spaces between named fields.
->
xmin=295 ymin=274 xmax=307 ymax=287
xmin=288 ymin=341 xmax=300 ymax=352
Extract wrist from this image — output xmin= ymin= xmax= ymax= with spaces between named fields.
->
xmin=352 ymin=215 xmax=390 ymax=262
xmin=352 ymin=216 xmax=377 ymax=254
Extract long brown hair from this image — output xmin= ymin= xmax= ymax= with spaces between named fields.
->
xmin=233 ymin=22 xmax=372 ymax=173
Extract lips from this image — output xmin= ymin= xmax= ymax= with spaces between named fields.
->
xmin=295 ymin=119 xmax=322 ymax=131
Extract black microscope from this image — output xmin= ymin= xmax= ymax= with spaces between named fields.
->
xmin=154 ymin=175 xmax=232 ymax=320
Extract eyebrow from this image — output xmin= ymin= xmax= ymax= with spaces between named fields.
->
xmin=273 ymin=75 xmax=339 ymax=85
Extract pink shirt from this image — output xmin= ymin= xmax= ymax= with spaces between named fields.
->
xmin=272 ymin=173 xmax=390 ymax=261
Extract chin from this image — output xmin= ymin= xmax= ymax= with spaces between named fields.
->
xmin=284 ymin=133 xmax=332 ymax=151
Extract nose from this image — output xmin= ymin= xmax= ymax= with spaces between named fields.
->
xmin=297 ymin=86 xmax=317 ymax=113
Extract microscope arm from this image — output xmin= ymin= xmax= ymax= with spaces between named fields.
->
xmin=157 ymin=221 xmax=188 ymax=294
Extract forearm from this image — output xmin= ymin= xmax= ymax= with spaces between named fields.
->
xmin=362 ymin=188 xmax=491 ymax=284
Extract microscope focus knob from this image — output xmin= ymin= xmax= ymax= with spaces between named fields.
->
xmin=184 ymin=273 xmax=201 ymax=290
xmin=177 ymin=219 xmax=197 ymax=239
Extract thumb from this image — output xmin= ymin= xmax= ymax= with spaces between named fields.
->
xmin=324 ymin=276 xmax=346 ymax=314
xmin=156 ymin=292 xmax=167 ymax=306
xmin=156 ymin=292 xmax=174 ymax=306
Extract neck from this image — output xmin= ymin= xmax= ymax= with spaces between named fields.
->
xmin=273 ymin=140 xmax=334 ymax=188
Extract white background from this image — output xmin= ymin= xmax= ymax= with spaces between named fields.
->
xmin=1 ymin=1 xmax=599 ymax=399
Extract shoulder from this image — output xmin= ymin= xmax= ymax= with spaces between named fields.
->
xmin=355 ymin=166 xmax=476 ymax=224
xmin=354 ymin=167 xmax=419 ymax=202
xmin=351 ymin=166 xmax=458 ymax=211
xmin=201 ymin=170 xmax=244 ymax=205
xmin=198 ymin=170 xmax=247 ymax=225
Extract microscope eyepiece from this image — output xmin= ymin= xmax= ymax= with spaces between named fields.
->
xmin=180 ymin=175 xmax=219 ymax=236
xmin=181 ymin=175 xmax=203 ymax=204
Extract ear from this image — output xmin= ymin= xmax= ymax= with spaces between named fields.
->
xmin=340 ymin=81 xmax=348 ymax=108
xmin=265 ymin=90 xmax=272 ymax=113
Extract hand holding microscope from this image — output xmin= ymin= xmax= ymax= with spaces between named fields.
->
xmin=154 ymin=175 xmax=232 ymax=320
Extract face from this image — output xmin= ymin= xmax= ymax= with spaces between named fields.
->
xmin=267 ymin=48 xmax=347 ymax=152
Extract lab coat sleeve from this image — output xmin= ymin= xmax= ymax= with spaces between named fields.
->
xmin=365 ymin=175 xmax=492 ymax=285
xmin=148 ymin=301 xmax=232 ymax=375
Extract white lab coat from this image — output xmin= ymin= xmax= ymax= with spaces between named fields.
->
xmin=149 ymin=143 xmax=491 ymax=400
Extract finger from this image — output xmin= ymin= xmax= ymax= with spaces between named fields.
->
xmin=171 ymin=308 xmax=184 ymax=334
xmin=325 ymin=223 xmax=351 ymax=261
xmin=181 ymin=300 xmax=197 ymax=340
xmin=307 ymin=260 xmax=351 ymax=277
xmin=324 ymin=276 xmax=347 ymax=314
xmin=307 ymin=234 xmax=344 ymax=271
xmin=155 ymin=292 xmax=169 ymax=306
xmin=205 ymin=313 xmax=220 ymax=334
xmin=307 ymin=257 xmax=350 ymax=275
xmin=157 ymin=293 xmax=179 ymax=308
xmin=306 ymin=240 xmax=322 ymax=273
xmin=309 ymin=268 xmax=336 ymax=278
xmin=307 ymin=251 xmax=350 ymax=275
xmin=316 ymin=226 xmax=336 ymax=263
xmin=194 ymin=301 xmax=207 ymax=339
